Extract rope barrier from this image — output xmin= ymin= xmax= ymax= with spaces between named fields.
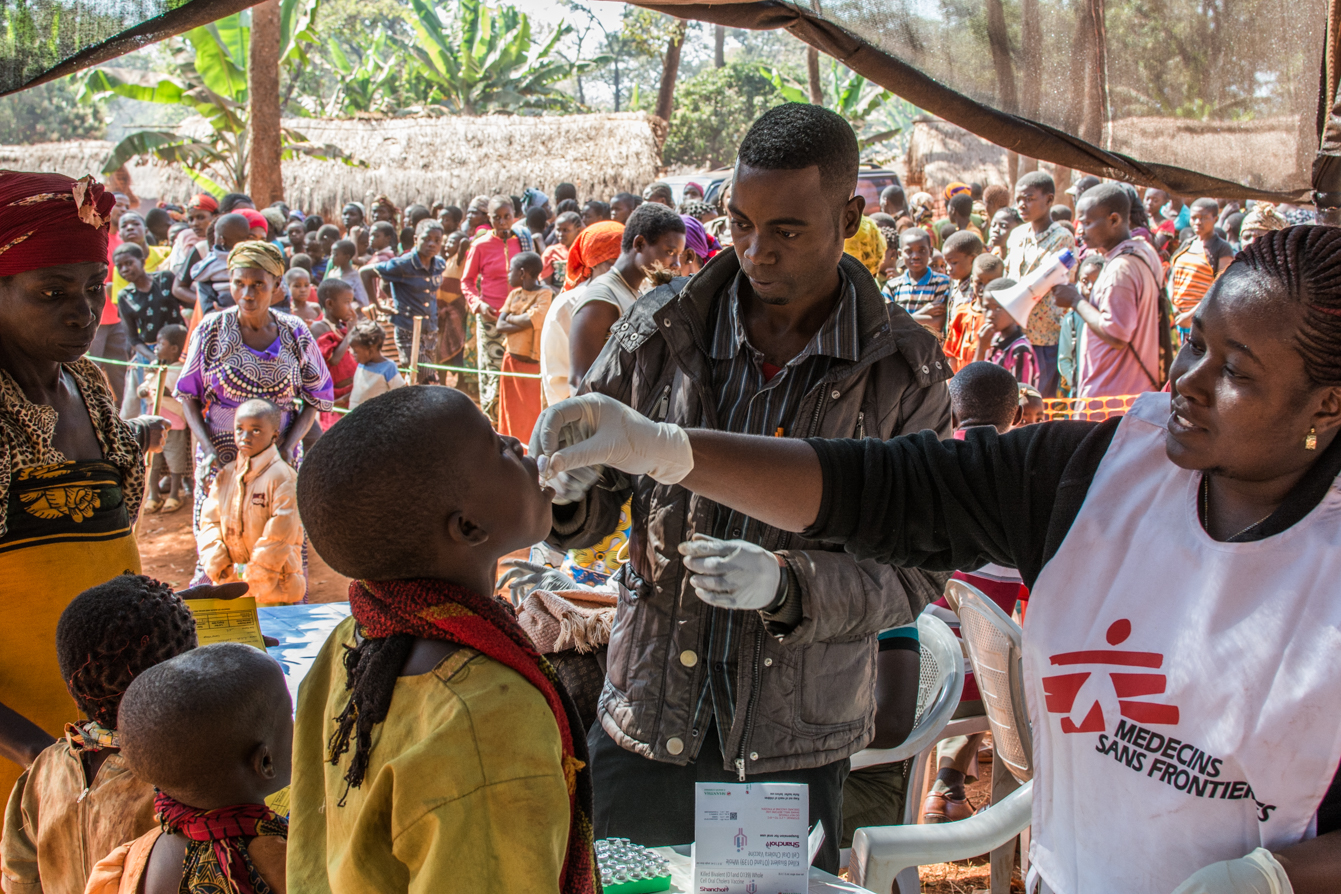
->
xmin=85 ymin=348 xmax=539 ymax=377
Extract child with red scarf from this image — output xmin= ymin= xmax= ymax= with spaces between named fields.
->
xmin=1 ymin=575 xmax=197 ymax=894
xmin=85 ymin=643 xmax=291 ymax=894
xmin=288 ymin=386 xmax=598 ymax=893
xmin=309 ymin=279 xmax=359 ymax=430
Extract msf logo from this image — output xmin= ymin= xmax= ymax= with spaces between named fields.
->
xmin=1042 ymin=619 xmax=1179 ymax=734
xmin=735 ymin=828 xmax=748 ymax=852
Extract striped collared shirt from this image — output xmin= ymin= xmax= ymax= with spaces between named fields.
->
xmin=882 ymin=267 xmax=952 ymax=316
xmin=694 ymin=270 xmax=862 ymax=738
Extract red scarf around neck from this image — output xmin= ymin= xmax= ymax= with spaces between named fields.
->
xmin=347 ymin=578 xmax=598 ymax=894
xmin=155 ymin=793 xmax=287 ymax=894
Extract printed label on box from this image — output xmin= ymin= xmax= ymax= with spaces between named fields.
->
xmin=692 ymin=782 xmax=808 ymax=894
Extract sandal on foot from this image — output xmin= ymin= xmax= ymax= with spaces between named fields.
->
xmin=143 ymin=498 xmax=164 ymax=514
xmin=161 ymin=497 xmax=183 ymax=513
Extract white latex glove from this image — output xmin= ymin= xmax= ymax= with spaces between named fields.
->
xmin=549 ymin=464 xmax=602 ymax=505
xmin=678 ymin=534 xmax=784 ymax=611
xmin=1171 ymin=848 xmax=1293 ymax=894
xmin=531 ymin=393 xmax=694 ymax=486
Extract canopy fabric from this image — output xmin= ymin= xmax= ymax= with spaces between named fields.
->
xmin=0 ymin=0 xmax=1335 ymax=202
xmin=0 ymin=0 xmax=259 ymax=97
xmin=633 ymin=0 xmax=1326 ymax=202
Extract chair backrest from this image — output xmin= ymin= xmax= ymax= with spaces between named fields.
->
xmin=949 ymin=579 xmax=1033 ymax=783
xmin=850 ymin=612 xmax=964 ymax=768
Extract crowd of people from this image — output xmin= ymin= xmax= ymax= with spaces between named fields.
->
xmin=0 ymin=97 xmax=1338 ymax=894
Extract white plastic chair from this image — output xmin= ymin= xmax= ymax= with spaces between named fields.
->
xmin=840 ymin=613 xmax=975 ymax=879
xmin=849 ymin=581 xmax=1034 ymax=894
xmin=850 ymin=612 xmax=965 ymax=771
xmin=850 ymin=779 xmax=1033 ymax=894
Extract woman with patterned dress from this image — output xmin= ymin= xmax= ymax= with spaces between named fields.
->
xmin=176 ymin=241 xmax=333 ymax=531
xmin=0 ymin=171 xmax=173 ymax=797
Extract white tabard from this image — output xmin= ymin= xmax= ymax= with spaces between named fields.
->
xmin=1022 ymin=392 xmax=1341 ymax=893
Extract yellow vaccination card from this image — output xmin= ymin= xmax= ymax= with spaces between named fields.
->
xmin=187 ymin=597 xmax=267 ymax=649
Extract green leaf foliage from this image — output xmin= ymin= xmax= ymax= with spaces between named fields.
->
xmin=0 ymin=75 xmax=103 ymax=143
xmin=662 ymin=63 xmax=783 ymax=169
xmin=82 ymin=11 xmax=359 ymax=193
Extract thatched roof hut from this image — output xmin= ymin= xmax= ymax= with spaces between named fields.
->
xmin=0 ymin=112 xmax=665 ymax=216
xmin=284 ymin=113 xmax=664 ymax=216
xmin=905 ymin=118 xmax=1011 ymax=196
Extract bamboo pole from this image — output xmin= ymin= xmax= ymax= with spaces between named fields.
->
xmin=409 ymin=316 xmax=423 ymax=384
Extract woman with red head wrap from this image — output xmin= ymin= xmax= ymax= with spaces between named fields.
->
xmin=541 ymin=221 xmax=625 ymax=406
xmin=0 ymin=171 xmax=178 ymax=794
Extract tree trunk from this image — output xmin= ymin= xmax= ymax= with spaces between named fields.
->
xmin=806 ymin=49 xmax=823 ymax=104
xmin=1020 ymin=0 xmax=1042 ymax=119
xmin=246 ymin=0 xmax=283 ymax=206
xmin=985 ymin=0 xmax=1018 ymax=114
xmin=1051 ymin=164 xmax=1074 ymax=207
xmin=714 ymin=25 xmax=725 ymax=68
xmin=654 ymin=19 xmax=686 ymax=123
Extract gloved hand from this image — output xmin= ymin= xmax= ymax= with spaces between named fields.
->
xmin=1171 ymin=848 xmax=1292 ymax=894
xmin=678 ymin=534 xmax=785 ymax=611
xmin=531 ymin=393 xmax=694 ymax=486
xmin=549 ymin=464 xmax=603 ymax=505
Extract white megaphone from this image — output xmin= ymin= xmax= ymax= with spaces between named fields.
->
xmin=996 ymin=248 xmax=1077 ymax=328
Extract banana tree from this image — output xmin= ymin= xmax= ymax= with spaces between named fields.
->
xmin=760 ymin=60 xmax=903 ymax=150
xmin=308 ymin=33 xmax=399 ymax=117
xmin=393 ymin=0 xmax=607 ymax=115
xmin=81 ymin=3 xmax=358 ymax=195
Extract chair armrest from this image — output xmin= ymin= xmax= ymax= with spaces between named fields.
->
xmin=849 ymin=779 xmax=1033 ymax=894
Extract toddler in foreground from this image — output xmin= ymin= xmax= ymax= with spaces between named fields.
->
xmin=290 ymin=386 xmax=597 ymax=892
xmin=85 ymin=643 xmax=292 ymax=894
xmin=0 ymin=575 xmax=197 ymax=894
xmin=197 ymin=399 xmax=304 ymax=605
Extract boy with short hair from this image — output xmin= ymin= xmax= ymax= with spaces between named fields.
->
xmin=304 ymin=231 xmax=329 ymax=282
xmin=310 ymin=280 xmax=359 ymax=430
xmin=941 ymin=230 xmax=985 ymax=311
xmin=883 ymin=228 xmax=952 ymax=336
xmin=943 ymin=252 xmax=1002 ymax=372
xmin=284 ymin=266 xmax=318 ymax=324
xmin=1 ymin=574 xmax=197 ymax=894
xmin=542 ymin=211 xmax=583 ymax=289
xmin=362 ymin=219 xmax=445 ymax=385
xmin=495 ymin=251 xmax=552 ymax=440
xmin=85 ymin=643 xmax=291 ymax=894
xmin=114 ymin=242 xmax=182 ymax=420
xmin=346 ymin=321 xmax=405 ymax=410
xmin=973 ymin=278 xmax=1039 ymax=388
xmin=1168 ymin=197 xmax=1235 ymax=335
xmin=1005 ymin=171 xmax=1075 ymax=397
xmin=289 ymin=386 xmax=596 ymax=892
xmin=197 ymin=399 xmax=305 ymax=606
xmin=323 ymin=238 xmax=369 ymax=308
xmin=175 ymin=213 xmax=250 ymax=315
xmin=1058 ymin=254 xmax=1105 ymax=396
xmin=137 ymin=325 xmax=191 ymax=513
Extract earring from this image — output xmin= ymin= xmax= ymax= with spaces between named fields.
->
xmin=1305 ymin=427 xmax=1318 ymax=451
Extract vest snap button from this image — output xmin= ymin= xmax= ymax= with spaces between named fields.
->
xmin=666 ymin=737 xmax=684 ymax=755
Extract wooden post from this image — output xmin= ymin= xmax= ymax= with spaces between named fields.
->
xmin=408 ymin=315 xmax=423 ymax=383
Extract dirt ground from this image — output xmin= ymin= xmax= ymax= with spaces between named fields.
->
xmin=136 ymin=501 xmax=352 ymax=601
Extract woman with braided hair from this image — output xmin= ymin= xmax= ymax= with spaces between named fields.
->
xmin=534 ymin=225 xmax=1341 ymax=893
xmin=2 ymin=574 xmax=198 ymax=894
